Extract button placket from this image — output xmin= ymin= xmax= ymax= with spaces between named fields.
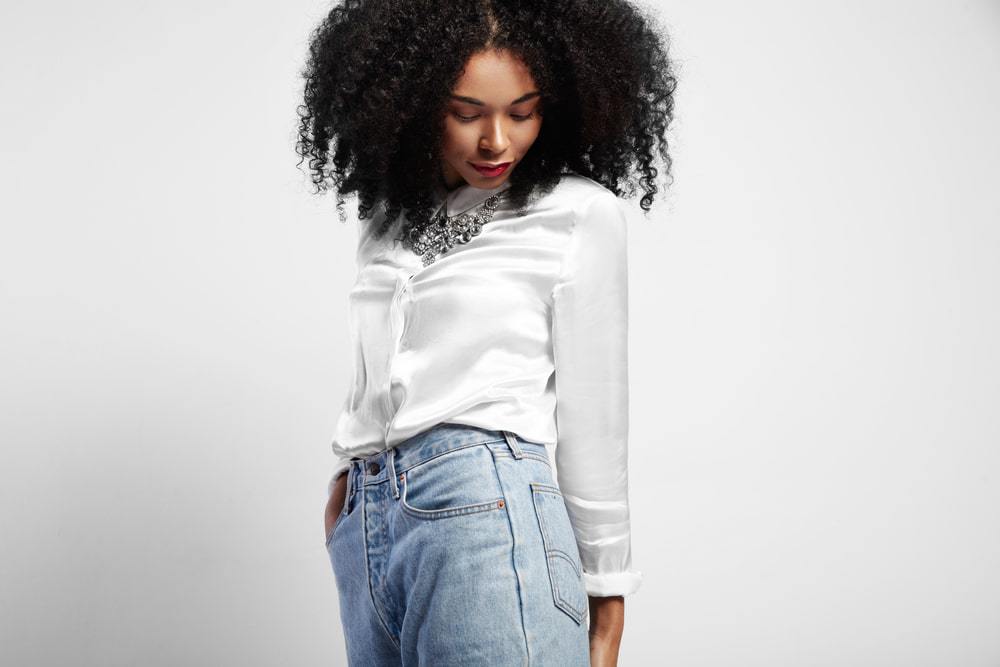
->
xmin=383 ymin=269 xmax=414 ymax=441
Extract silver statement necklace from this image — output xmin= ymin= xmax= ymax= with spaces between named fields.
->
xmin=400 ymin=192 xmax=505 ymax=267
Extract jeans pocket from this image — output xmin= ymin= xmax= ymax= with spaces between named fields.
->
xmin=530 ymin=482 xmax=587 ymax=625
xmin=399 ymin=443 xmax=506 ymax=520
xmin=326 ymin=467 xmax=355 ymax=548
xmin=325 ymin=502 xmax=348 ymax=547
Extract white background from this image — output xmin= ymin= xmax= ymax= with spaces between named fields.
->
xmin=1 ymin=0 xmax=998 ymax=665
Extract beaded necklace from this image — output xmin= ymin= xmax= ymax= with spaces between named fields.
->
xmin=399 ymin=191 xmax=505 ymax=267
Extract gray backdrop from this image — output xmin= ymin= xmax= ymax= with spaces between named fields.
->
xmin=1 ymin=0 xmax=998 ymax=665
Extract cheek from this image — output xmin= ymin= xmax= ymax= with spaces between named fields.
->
xmin=516 ymin=121 xmax=543 ymax=148
xmin=441 ymin=124 xmax=472 ymax=153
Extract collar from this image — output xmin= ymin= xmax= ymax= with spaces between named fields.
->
xmin=432 ymin=179 xmax=513 ymax=218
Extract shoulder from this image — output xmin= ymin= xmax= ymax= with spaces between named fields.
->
xmin=551 ymin=173 xmax=629 ymax=286
xmin=549 ymin=171 xmax=620 ymax=207
xmin=530 ymin=172 xmax=625 ymax=232
xmin=544 ymin=172 xmax=625 ymax=227
xmin=546 ymin=173 xmax=627 ymax=241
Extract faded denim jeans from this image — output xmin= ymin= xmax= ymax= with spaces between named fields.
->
xmin=324 ymin=423 xmax=591 ymax=665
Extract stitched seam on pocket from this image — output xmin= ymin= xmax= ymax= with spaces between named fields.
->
xmin=400 ymin=490 xmax=503 ymax=519
xmin=532 ymin=482 xmax=560 ymax=492
xmin=399 ymin=453 xmax=504 ymax=520
xmin=326 ymin=474 xmax=356 ymax=546
xmin=531 ymin=484 xmax=573 ymax=560
xmin=325 ymin=514 xmax=341 ymax=547
xmin=530 ymin=483 xmax=587 ymax=624
xmin=547 ymin=544 xmax=582 ymax=576
xmin=549 ymin=552 xmax=586 ymax=623
xmin=326 ymin=499 xmax=348 ymax=546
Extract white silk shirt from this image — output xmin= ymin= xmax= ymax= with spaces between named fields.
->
xmin=327 ymin=171 xmax=641 ymax=597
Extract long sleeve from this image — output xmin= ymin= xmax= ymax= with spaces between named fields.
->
xmin=550 ymin=189 xmax=642 ymax=597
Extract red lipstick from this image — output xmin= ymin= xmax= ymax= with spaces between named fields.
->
xmin=471 ymin=161 xmax=511 ymax=177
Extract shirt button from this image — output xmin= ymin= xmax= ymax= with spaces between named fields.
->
xmin=368 ymin=462 xmax=381 ymax=476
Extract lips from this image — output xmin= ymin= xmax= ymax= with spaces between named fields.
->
xmin=471 ymin=161 xmax=511 ymax=177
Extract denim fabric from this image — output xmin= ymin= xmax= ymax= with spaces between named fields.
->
xmin=324 ymin=422 xmax=591 ymax=666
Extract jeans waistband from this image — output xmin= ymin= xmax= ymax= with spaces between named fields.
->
xmin=346 ymin=423 xmax=549 ymax=498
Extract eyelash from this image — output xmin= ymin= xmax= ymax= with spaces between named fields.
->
xmin=454 ymin=112 xmax=535 ymax=123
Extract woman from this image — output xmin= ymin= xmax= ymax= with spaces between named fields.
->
xmin=296 ymin=1 xmax=675 ymax=664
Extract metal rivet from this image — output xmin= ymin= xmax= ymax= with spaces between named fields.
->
xmin=498 ymin=500 xmax=504 ymax=508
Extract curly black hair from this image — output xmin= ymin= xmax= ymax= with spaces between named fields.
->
xmin=295 ymin=0 xmax=677 ymax=236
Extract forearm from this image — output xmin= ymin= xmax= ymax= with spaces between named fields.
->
xmin=589 ymin=595 xmax=624 ymax=660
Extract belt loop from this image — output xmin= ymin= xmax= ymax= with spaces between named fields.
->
xmin=503 ymin=430 xmax=523 ymax=459
xmin=388 ymin=447 xmax=400 ymax=499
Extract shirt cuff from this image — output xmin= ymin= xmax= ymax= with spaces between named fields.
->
xmin=327 ymin=459 xmax=353 ymax=498
xmin=583 ymin=569 xmax=643 ymax=597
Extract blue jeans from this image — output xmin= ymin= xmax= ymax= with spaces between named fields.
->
xmin=324 ymin=423 xmax=591 ymax=665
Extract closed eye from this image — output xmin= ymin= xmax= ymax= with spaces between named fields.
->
xmin=454 ymin=112 xmax=536 ymax=123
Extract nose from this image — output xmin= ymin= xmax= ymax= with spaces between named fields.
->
xmin=479 ymin=117 xmax=511 ymax=155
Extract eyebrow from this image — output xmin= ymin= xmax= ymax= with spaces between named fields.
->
xmin=449 ymin=91 xmax=541 ymax=106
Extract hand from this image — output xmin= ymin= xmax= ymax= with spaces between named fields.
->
xmin=588 ymin=595 xmax=624 ymax=667
xmin=324 ymin=472 xmax=350 ymax=542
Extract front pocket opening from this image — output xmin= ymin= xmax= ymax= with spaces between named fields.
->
xmin=397 ymin=445 xmax=506 ymax=520
xmin=325 ymin=503 xmax=347 ymax=546
xmin=326 ymin=469 xmax=357 ymax=546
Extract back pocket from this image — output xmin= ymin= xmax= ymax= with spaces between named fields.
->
xmin=530 ymin=482 xmax=587 ymax=625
